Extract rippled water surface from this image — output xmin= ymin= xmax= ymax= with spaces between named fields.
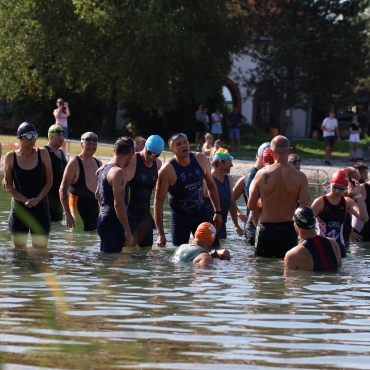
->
xmin=0 ymin=187 xmax=370 ymax=369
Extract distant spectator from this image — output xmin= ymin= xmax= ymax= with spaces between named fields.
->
xmin=349 ymin=115 xmax=361 ymax=162
xmin=211 ymin=108 xmax=223 ymax=140
xmin=354 ymin=162 xmax=369 ymax=183
xmin=53 ymin=98 xmax=70 ymax=151
xmin=209 ymin=139 xmax=222 ymax=157
xmin=195 ymin=103 xmax=207 ymax=151
xmin=203 ymin=107 xmax=210 ymax=133
xmin=227 ymin=106 xmax=246 ymax=151
xmin=134 ymin=137 xmax=146 ymax=152
xmin=321 ymin=111 xmax=340 ymax=166
xmin=288 ymin=153 xmax=302 ymax=171
xmin=202 ymin=133 xmax=213 ymax=156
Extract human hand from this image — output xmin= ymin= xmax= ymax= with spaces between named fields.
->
xmin=217 ymin=249 xmax=231 ymax=261
xmin=64 ymin=102 xmax=69 ymax=107
xmin=124 ymin=232 xmax=134 ymax=247
xmin=2 ymin=177 xmax=7 ymax=190
xmin=25 ymin=198 xmax=39 ymax=208
xmin=234 ymin=225 xmax=243 ymax=236
xmin=350 ymin=178 xmax=361 ymax=196
xmin=65 ymin=212 xmax=75 ymax=228
xmin=238 ymin=213 xmax=248 ymax=223
xmin=213 ymin=214 xmax=222 ymax=231
xmin=350 ymin=229 xmax=363 ymax=242
xmin=156 ymin=234 xmax=167 ymax=247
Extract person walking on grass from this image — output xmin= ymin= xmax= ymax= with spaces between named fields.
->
xmin=321 ymin=111 xmax=340 ymax=166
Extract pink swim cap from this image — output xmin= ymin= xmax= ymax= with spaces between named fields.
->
xmin=331 ymin=170 xmax=349 ymax=186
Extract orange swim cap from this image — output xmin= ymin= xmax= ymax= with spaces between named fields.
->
xmin=331 ymin=170 xmax=349 ymax=186
xmin=194 ymin=222 xmax=217 ymax=242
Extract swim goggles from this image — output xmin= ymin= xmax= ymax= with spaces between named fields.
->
xmin=332 ymin=184 xmax=347 ymax=191
xmin=168 ymin=133 xmax=187 ymax=147
xmin=290 ymin=157 xmax=301 ymax=164
xmin=146 ymin=150 xmax=160 ymax=158
xmin=81 ymin=136 xmax=99 ymax=142
xmin=49 ymin=129 xmax=65 ymax=135
xmin=20 ymin=133 xmax=38 ymax=140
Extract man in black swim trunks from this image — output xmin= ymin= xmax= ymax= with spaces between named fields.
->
xmin=248 ymin=135 xmax=311 ymax=257
xmin=44 ymin=124 xmax=68 ymax=222
xmin=285 ymin=206 xmax=342 ymax=271
xmin=60 ymin=132 xmax=102 ymax=232
xmin=154 ymin=132 xmax=222 ymax=247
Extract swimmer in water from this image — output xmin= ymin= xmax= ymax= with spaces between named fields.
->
xmin=284 ymin=206 xmax=341 ymax=271
xmin=170 ymin=222 xmax=231 ymax=266
xmin=311 ymin=170 xmax=368 ymax=258
xmin=248 ymin=135 xmax=311 ymax=258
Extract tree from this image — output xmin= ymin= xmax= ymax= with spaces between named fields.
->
xmin=238 ymin=0 xmax=370 ymax=135
xmin=0 ymin=0 xmax=248 ymax=135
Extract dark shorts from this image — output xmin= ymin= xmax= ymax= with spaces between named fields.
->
xmin=128 ymin=208 xmax=155 ymax=247
xmin=170 ymin=207 xmax=211 ymax=246
xmin=324 ymin=136 xmax=335 ymax=148
xmin=98 ymin=208 xmax=125 ymax=253
xmin=255 ymin=221 xmax=297 ymax=258
xmin=9 ymin=199 xmax=51 ymax=236
xmin=244 ymin=219 xmax=256 ymax=246
xmin=196 ymin=121 xmax=205 ymax=133
xmin=47 ymin=194 xmax=63 ymax=222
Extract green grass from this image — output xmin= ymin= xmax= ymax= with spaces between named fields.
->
xmin=0 ymin=131 xmax=365 ymax=161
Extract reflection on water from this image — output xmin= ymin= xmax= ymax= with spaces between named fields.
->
xmin=0 ymin=187 xmax=369 ymax=369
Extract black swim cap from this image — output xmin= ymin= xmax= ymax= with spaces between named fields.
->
xmin=293 ymin=206 xmax=316 ymax=230
xmin=17 ymin=122 xmax=37 ymax=138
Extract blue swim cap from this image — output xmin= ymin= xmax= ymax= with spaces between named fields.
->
xmin=145 ymin=135 xmax=164 ymax=154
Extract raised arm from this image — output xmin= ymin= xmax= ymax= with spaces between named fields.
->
xmin=154 ymin=165 xmax=170 ymax=246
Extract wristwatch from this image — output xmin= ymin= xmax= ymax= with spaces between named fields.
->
xmin=214 ymin=210 xmax=222 ymax=215
xmin=210 ymin=249 xmax=218 ymax=258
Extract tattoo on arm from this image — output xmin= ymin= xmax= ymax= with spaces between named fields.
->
xmin=61 ymin=180 xmax=68 ymax=200
xmin=263 ymin=170 xmax=270 ymax=184
xmin=303 ymin=251 xmax=313 ymax=261
xmin=155 ymin=179 xmax=162 ymax=200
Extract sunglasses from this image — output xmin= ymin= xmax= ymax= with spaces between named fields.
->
xmin=20 ymin=133 xmax=38 ymax=140
xmin=291 ymin=158 xmax=301 ymax=164
xmin=50 ymin=129 xmax=65 ymax=135
xmin=147 ymin=150 xmax=160 ymax=158
xmin=82 ymin=136 xmax=98 ymax=142
xmin=332 ymin=184 xmax=347 ymax=191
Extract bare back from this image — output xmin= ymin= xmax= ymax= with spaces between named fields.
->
xmin=255 ymin=163 xmax=310 ymax=223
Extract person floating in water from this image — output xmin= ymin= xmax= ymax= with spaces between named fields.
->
xmin=170 ymin=222 xmax=231 ymax=266
xmin=4 ymin=122 xmax=53 ymax=248
xmin=248 ymin=135 xmax=311 ymax=258
xmin=60 ymin=132 xmax=102 ymax=232
xmin=284 ymin=206 xmax=341 ymax=271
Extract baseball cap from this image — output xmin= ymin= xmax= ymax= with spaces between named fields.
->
xmin=17 ymin=122 xmax=36 ymax=138
xmin=257 ymin=142 xmax=271 ymax=157
xmin=293 ymin=206 xmax=316 ymax=230
xmin=331 ymin=170 xmax=349 ymax=186
xmin=194 ymin=222 xmax=217 ymax=242
xmin=145 ymin=135 xmax=164 ymax=154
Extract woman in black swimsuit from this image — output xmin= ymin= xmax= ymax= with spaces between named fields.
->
xmin=4 ymin=122 xmax=53 ymax=248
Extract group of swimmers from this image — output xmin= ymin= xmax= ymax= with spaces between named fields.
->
xmin=3 ymin=122 xmax=370 ymax=271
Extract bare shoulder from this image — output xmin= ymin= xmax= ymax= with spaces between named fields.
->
xmin=4 ymin=151 xmax=14 ymax=163
xmin=39 ymin=147 xmax=51 ymax=160
xmin=193 ymin=252 xmax=214 ymax=266
xmin=64 ymin=156 xmax=79 ymax=172
xmin=193 ymin=151 xmax=208 ymax=164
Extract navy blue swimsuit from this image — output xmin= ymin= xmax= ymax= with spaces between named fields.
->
xmin=97 ymin=163 xmax=125 ymax=253
xmin=168 ymin=153 xmax=210 ymax=246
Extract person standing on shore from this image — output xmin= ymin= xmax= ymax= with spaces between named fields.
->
xmin=349 ymin=115 xmax=361 ymax=162
xmin=321 ymin=111 xmax=340 ymax=166
xmin=248 ymin=135 xmax=311 ymax=257
xmin=44 ymin=124 xmax=68 ymax=222
xmin=195 ymin=104 xmax=206 ymax=151
xmin=227 ymin=106 xmax=246 ymax=152
xmin=53 ymin=98 xmax=70 ymax=152
xmin=211 ymin=108 xmax=223 ymax=140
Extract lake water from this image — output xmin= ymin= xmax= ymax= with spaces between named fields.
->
xmin=0 ymin=186 xmax=370 ymax=369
